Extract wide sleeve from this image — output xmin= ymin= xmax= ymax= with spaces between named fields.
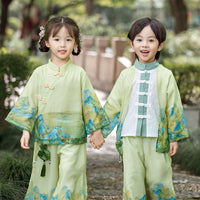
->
xmin=81 ymin=71 xmax=109 ymax=135
xmin=101 ymin=72 xmax=124 ymax=138
xmin=166 ymin=73 xmax=189 ymax=142
xmin=5 ymin=69 xmax=38 ymax=132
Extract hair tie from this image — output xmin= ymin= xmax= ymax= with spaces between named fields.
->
xmin=39 ymin=26 xmax=45 ymax=42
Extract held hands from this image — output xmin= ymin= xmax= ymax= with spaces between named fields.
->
xmin=169 ymin=141 xmax=178 ymax=156
xmin=89 ymin=129 xmax=105 ymax=150
xmin=20 ymin=130 xmax=30 ymax=150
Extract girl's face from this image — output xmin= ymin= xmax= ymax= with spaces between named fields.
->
xmin=45 ymin=26 xmax=76 ymax=67
xmin=131 ymin=25 xmax=164 ymax=64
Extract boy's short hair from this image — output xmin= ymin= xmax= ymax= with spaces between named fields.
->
xmin=127 ymin=17 xmax=166 ymax=60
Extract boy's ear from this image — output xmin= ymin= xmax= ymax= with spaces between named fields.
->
xmin=158 ymin=42 xmax=165 ymax=51
xmin=130 ymin=40 xmax=134 ymax=51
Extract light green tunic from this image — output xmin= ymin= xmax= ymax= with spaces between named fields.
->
xmin=102 ymin=62 xmax=189 ymax=156
xmin=6 ymin=59 xmax=108 ymax=144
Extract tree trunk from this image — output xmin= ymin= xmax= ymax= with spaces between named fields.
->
xmin=0 ymin=0 xmax=13 ymax=48
xmin=168 ymin=0 xmax=188 ymax=34
xmin=46 ymin=1 xmax=83 ymax=20
xmin=86 ymin=0 xmax=93 ymax=15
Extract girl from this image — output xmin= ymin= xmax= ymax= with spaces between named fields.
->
xmin=6 ymin=16 xmax=106 ymax=200
xmin=91 ymin=17 xmax=189 ymax=199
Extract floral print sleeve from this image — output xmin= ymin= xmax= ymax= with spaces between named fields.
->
xmin=81 ymin=72 xmax=108 ymax=135
xmin=5 ymin=70 xmax=38 ymax=132
xmin=166 ymin=73 xmax=189 ymax=142
xmin=101 ymin=72 xmax=124 ymax=138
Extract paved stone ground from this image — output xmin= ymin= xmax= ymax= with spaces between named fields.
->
xmin=86 ymin=133 xmax=200 ymax=200
xmin=86 ymin=90 xmax=200 ymax=200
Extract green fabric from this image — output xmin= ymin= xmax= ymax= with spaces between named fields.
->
xmin=102 ymin=62 xmax=189 ymax=156
xmin=5 ymin=60 xmax=108 ymax=145
xmin=37 ymin=144 xmax=50 ymax=177
xmin=25 ymin=143 xmax=87 ymax=200
xmin=134 ymin=59 xmax=159 ymax=70
xmin=136 ymin=62 xmax=151 ymax=137
xmin=122 ymin=137 xmax=176 ymax=200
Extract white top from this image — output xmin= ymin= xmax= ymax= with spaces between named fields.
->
xmin=121 ymin=62 xmax=159 ymax=137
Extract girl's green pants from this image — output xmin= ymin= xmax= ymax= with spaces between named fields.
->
xmin=25 ymin=142 xmax=87 ymax=200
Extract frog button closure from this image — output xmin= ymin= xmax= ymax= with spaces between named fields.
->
xmin=38 ymin=95 xmax=47 ymax=104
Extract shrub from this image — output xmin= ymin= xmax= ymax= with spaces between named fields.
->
xmin=0 ymin=152 xmax=32 ymax=182
xmin=0 ymin=49 xmax=40 ymax=113
xmin=0 ymin=181 xmax=27 ymax=200
xmin=163 ymin=56 xmax=200 ymax=105
xmin=0 ymin=126 xmax=33 ymax=199
xmin=163 ymin=29 xmax=200 ymax=58
xmin=0 ymin=126 xmax=34 ymax=152
xmin=173 ymin=128 xmax=200 ymax=175
xmin=0 ymin=126 xmax=23 ymax=151
xmin=0 ymin=151 xmax=32 ymax=199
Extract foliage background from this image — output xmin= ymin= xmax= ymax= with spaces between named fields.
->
xmin=0 ymin=0 xmax=200 ymax=199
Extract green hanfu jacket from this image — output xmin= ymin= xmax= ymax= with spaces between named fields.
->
xmin=102 ymin=63 xmax=189 ymax=156
xmin=5 ymin=59 xmax=108 ymax=145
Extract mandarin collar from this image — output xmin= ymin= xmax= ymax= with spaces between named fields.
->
xmin=47 ymin=59 xmax=71 ymax=72
xmin=134 ymin=59 xmax=159 ymax=71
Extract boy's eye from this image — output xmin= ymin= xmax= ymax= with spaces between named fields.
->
xmin=149 ymin=39 xmax=155 ymax=42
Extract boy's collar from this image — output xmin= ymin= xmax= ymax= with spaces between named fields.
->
xmin=134 ymin=59 xmax=159 ymax=71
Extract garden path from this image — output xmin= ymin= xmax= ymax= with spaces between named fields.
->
xmin=86 ymin=91 xmax=200 ymax=200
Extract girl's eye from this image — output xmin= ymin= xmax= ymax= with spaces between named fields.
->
xmin=66 ymin=38 xmax=72 ymax=41
xmin=53 ymin=38 xmax=59 ymax=41
xmin=136 ymin=39 xmax=142 ymax=42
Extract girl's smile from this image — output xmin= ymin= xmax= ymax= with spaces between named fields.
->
xmin=58 ymin=50 xmax=67 ymax=54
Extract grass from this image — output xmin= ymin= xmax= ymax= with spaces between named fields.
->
xmin=0 ymin=126 xmax=33 ymax=199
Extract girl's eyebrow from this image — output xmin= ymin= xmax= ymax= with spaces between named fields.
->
xmin=52 ymin=35 xmax=72 ymax=38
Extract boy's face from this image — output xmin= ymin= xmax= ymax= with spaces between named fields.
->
xmin=131 ymin=25 xmax=164 ymax=64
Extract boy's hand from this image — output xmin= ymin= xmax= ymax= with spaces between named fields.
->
xmin=89 ymin=129 xmax=105 ymax=149
xmin=170 ymin=141 xmax=178 ymax=156
xmin=20 ymin=130 xmax=30 ymax=150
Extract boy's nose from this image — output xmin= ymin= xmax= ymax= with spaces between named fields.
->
xmin=142 ymin=40 xmax=148 ymax=47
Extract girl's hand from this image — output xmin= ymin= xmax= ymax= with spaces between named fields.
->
xmin=169 ymin=141 xmax=178 ymax=156
xmin=20 ymin=130 xmax=30 ymax=150
xmin=89 ymin=129 xmax=105 ymax=149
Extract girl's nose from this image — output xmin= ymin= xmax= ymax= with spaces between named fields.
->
xmin=60 ymin=40 xmax=66 ymax=46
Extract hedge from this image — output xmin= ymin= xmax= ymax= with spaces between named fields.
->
xmin=172 ymin=128 xmax=200 ymax=176
xmin=163 ymin=56 xmax=200 ymax=105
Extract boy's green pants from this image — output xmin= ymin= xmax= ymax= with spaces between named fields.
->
xmin=25 ymin=142 xmax=87 ymax=200
xmin=122 ymin=137 xmax=176 ymax=200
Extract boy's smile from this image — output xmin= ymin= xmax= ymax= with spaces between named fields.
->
xmin=131 ymin=25 xmax=164 ymax=64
